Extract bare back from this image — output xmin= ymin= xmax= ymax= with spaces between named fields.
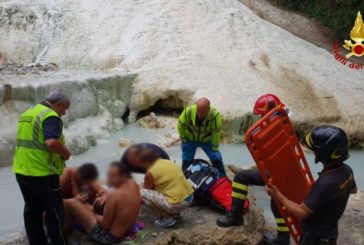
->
xmin=60 ymin=167 xmax=77 ymax=198
xmin=107 ymin=179 xmax=141 ymax=237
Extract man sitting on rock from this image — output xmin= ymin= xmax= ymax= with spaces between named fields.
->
xmin=60 ymin=163 xmax=107 ymax=208
xmin=177 ymin=97 xmax=225 ymax=175
xmin=121 ymin=143 xmax=170 ymax=173
xmin=64 ymin=161 xmax=142 ymax=244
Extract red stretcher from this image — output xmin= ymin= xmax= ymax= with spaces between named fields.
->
xmin=245 ymin=107 xmax=314 ymax=244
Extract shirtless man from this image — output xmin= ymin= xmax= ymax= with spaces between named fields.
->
xmin=60 ymin=163 xmax=107 ymax=206
xmin=64 ymin=161 xmax=141 ymax=244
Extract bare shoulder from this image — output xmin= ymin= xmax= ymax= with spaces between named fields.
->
xmin=63 ymin=167 xmax=77 ymax=177
xmin=107 ymin=191 xmax=119 ymax=201
xmin=115 ymin=180 xmax=140 ymax=198
xmin=60 ymin=167 xmax=73 ymax=180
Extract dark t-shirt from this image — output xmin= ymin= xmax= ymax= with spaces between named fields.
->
xmin=195 ymin=116 xmax=204 ymax=126
xmin=303 ymin=163 xmax=356 ymax=239
xmin=41 ymin=102 xmax=63 ymax=140
xmin=121 ymin=143 xmax=170 ymax=173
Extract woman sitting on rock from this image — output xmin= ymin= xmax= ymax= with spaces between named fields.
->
xmin=139 ymin=148 xmax=194 ymax=227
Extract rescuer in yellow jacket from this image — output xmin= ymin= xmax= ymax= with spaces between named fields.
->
xmin=13 ymin=89 xmax=71 ymax=245
xmin=177 ymin=97 xmax=225 ymax=175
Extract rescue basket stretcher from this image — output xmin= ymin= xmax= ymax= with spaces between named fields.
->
xmin=245 ymin=107 xmax=314 ymax=244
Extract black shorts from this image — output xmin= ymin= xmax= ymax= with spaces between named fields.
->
xmin=90 ymin=224 xmax=123 ymax=244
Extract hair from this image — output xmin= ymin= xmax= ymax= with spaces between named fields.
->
xmin=45 ymin=89 xmax=70 ymax=104
xmin=110 ymin=161 xmax=131 ymax=178
xmin=126 ymin=145 xmax=142 ymax=157
xmin=77 ymin=163 xmax=99 ymax=181
xmin=138 ymin=148 xmax=160 ymax=164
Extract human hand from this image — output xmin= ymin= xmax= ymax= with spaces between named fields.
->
xmin=94 ymin=194 xmax=107 ymax=207
xmin=75 ymin=193 xmax=89 ymax=203
xmin=266 ymin=183 xmax=280 ymax=199
xmin=62 ymin=149 xmax=71 ymax=160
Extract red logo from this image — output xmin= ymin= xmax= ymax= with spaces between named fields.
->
xmin=332 ymin=11 xmax=364 ymax=69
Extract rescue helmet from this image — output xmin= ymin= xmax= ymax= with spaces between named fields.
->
xmin=253 ymin=94 xmax=285 ymax=116
xmin=305 ymin=125 xmax=349 ymax=164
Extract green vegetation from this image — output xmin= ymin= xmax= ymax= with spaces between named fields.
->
xmin=269 ymin=0 xmax=364 ymax=40
xmin=121 ymin=231 xmax=148 ymax=245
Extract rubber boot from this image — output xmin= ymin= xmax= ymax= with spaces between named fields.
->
xmin=216 ymin=198 xmax=244 ymax=227
xmin=262 ymin=232 xmax=290 ymax=245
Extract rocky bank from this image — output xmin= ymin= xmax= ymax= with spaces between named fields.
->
xmin=1 ymin=0 xmax=364 ymax=167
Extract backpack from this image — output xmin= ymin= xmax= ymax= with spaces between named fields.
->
xmin=208 ymin=177 xmax=249 ymax=213
xmin=183 ymin=159 xmax=249 ymax=213
xmin=184 ymin=159 xmax=220 ymax=198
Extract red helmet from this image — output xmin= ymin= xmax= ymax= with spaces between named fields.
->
xmin=253 ymin=94 xmax=285 ymax=116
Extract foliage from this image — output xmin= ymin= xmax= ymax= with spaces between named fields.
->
xmin=121 ymin=231 xmax=148 ymax=245
xmin=268 ymin=0 xmax=364 ymax=40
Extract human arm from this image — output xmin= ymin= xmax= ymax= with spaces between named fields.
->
xmin=350 ymin=170 xmax=358 ymax=194
xmin=211 ymin=112 xmax=222 ymax=151
xmin=352 ymin=179 xmax=358 ymax=194
xmin=91 ymin=181 xmax=108 ymax=206
xmin=45 ymin=139 xmax=71 ymax=160
xmin=144 ymin=171 xmax=155 ymax=190
xmin=266 ymin=183 xmax=311 ymax=220
xmin=98 ymin=193 xmax=116 ymax=230
xmin=43 ymin=116 xmax=71 ymax=160
xmin=70 ymin=171 xmax=81 ymax=197
xmin=177 ymin=108 xmax=190 ymax=142
xmin=95 ymin=214 xmax=103 ymax=224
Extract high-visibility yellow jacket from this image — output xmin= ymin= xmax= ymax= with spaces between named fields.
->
xmin=177 ymin=105 xmax=222 ymax=151
xmin=13 ymin=104 xmax=65 ymax=176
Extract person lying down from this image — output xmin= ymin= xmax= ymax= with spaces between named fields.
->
xmin=64 ymin=162 xmax=143 ymax=244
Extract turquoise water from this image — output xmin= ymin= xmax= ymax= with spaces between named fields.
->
xmin=0 ymin=124 xmax=363 ymax=241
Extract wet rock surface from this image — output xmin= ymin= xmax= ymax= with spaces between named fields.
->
xmin=0 ymin=0 xmax=363 ymax=146
xmin=338 ymin=192 xmax=364 ymax=245
xmin=118 ymin=137 xmax=134 ymax=148
xmin=0 ymin=62 xmax=58 ymax=75
xmin=0 ymin=73 xmax=136 ymax=167
xmin=142 ymin=204 xmax=264 ymax=245
xmin=138 ymin=112 xmax=166 ymax=129
xmin=1 ymin=0 xmax=364 ymax=167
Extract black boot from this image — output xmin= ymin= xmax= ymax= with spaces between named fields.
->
xmin=216 ymin=211 xmax=244 ymax=227
xmin=262 ymin=232 xmax=290 ymax=245
xmin=216 ymin=198 xmax=245 ymax=227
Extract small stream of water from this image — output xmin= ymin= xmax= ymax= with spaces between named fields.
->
xmin=0 ymin=124 xmax=363 ymax=242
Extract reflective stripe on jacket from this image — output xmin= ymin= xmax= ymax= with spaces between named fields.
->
xmin=177 ymin=105 xmax=222 ymax=150
xmin=13 ymin=104 xmax=65 ymax=176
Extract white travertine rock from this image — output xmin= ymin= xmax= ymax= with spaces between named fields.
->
xmin=1 ymin=0 xmax=364 ymax=165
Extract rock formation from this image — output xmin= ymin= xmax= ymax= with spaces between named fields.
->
xmin=0 ymin=1 xmax=363 ymax=159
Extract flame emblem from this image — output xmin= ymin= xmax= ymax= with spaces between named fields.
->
xmin=343 ymin=11 xmax=364 ymax=58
